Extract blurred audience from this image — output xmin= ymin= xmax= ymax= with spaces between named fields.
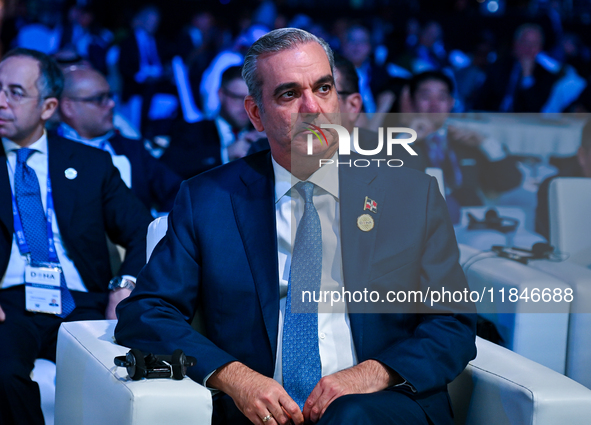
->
xmin=118 ymin=5 xmax=176 ymax=135
xmin=475 ymin=24 xmax=585 ymax=112
xmin=57 ymin=66 xmax=182 ymax=213
xmin=161 ymin=66 xmax=264 ymax=180
xmin=340 ymin=24 xmax=389 ymax=115
xmin=407 ymin=71 xmax=522 ymax=220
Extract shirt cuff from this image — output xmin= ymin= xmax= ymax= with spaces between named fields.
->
xmin=121 ymin=275 xmax=136 ymax=284
xmin=393 ymin=379 xmax=417 ymax=393
xmin=203 ymin=369 xmax=220 ymax=394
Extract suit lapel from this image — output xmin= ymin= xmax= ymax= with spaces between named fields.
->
xmin=339 ymin=161 xmax=384 ymax=360
xmin=0 ymin=143 xmax=13 ymax=235
xmin=231 ymin=153 xmax=280 ymax=359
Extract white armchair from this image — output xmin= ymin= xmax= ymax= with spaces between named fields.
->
xmin=55 ymin=320 xmax=591 ymax=425
xmin=549 ymin=177 xmax=591 ymax=267
xmin=459 ymin=244 xmax=571 ymax=374
xmin=53 ymin=218 xmax=591 ymax=424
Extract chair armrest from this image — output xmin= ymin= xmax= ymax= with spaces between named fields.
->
xmin=458 ymin=244 xmax=570 ymax=373
xmin=55 ymin=320 xmax=212 ymax=425
xmin=449 ymin=337 xmax=591 ymax=425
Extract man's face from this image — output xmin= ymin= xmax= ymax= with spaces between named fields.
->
xmin=61 ymin=69 xmax=115 ymax=139
xmin=514 ymin=29 xmax=543 ymax=61
xmin=219 ymin=78 xmax=250 ymax=129
xmin=0 ymin=56 xmax=55 ymax=146
xmin=245 ymin=42 xmax=340 ymax=168
xmin=411 ymin=79 xmax=454 ymax=131
xmin=342 ymin=28 xmax=371 ymax=68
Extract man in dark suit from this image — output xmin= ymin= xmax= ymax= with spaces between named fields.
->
xmin=0 ymin=48 xmax=153 ymax=425
xmin=160 ymin=66 xmax=264 ymax=180
xmin=407 ymin=71 xmax=522 ymax=221
xmin=57 ymin=66 xmax=182 ymax=213
xmin=116 ymin=29 xmax=476 ymax=425
xmin=118 ymin=5 xmax=175 ymax=134
xmin=475 ymin=24 xmax=563 ymax=112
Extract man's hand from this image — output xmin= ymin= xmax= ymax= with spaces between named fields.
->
xmin=105 ymin=288 xmax=132 ymax=320
xmin=0 ymin=305 xmax=5 ymax=322
xmin=303 ymin=360 xmax=401 ymax=423
xmin=208 ymin=361 xmax=304 ymax=425
xmin=228 ymin=130 xmax=266 ymax=161
xmin=448 ymin=125 xmax=484 ymax=148
xmin=406 ymin=117 xmax=437 ymax=140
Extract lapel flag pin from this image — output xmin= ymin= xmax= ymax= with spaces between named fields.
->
xmin=364 ymin=196 xmax=377 ymax=213
xmin=64 ymin=168 xmax=78 ymax=180
xmin=357 ymin=214 xmax=374 ymax=232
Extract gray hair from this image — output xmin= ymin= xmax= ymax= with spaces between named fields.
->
xmin=242 ymin=27 xmax=334 ymax=110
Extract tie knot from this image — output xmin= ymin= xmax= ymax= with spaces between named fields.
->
xmin=16 ymin=148 xmax=35 ymax=164
xmin=295 ymin=181 xmax=315 ymax=204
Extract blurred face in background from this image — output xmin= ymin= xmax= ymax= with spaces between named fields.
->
xmin=342 ymin=27 xmax=371 ymax=68
xmin=411 ymin=79 xmax=454 ymax=130
xmin=219 ymin=77 xmax=250 ymax=130
xmin=60 ymin=68 xmax=115 ymax=139
xmin=514 ymin=27 xmax=543 ymax=62
xmin=134 ymin=8 xmax=160 ymax=35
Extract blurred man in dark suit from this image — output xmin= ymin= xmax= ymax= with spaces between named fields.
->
xmin=408 ymin=71 xmax=522 ymax=219
xmin=58 ymin=66 xmax=182 ymax=213
xmin=160 ymin=66 xmax=264 ymax=179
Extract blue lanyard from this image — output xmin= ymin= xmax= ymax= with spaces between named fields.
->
xmin=10 ymin=171 xmax=59 ymax=263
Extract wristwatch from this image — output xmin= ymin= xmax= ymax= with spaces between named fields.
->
xmin=108 ymin=276 xmax=136 ymax=291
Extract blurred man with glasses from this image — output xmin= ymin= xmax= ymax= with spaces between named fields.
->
xmin=160 ymin=65 xmax=266 ymax=180
xmin=57 ymin=66 xmax=182 ymax=213
xmin=0 ymin=48 xmax=153 ymax=425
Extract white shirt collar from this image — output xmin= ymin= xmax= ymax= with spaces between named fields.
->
xmin=2 ymin=131 xmax=48 ymax=156
xmin=272 ymin=152 xmax=339 ymax=203
xmin=57 ymin=122 xmax=114 ymax=148
xmin=215 ymin=116 xmax=235 ymax=148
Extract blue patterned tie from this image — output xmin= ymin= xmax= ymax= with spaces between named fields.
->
xmin=282 ymin=181 xmax=322 ymax=410
xmin=14 ymin=148 xmax=75 ymax=317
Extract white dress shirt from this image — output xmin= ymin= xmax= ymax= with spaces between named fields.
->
xmin=1 ymin=134 xmax=87 ymax=292
xmin=57 ymin=123 xmax=117 ymax=156
xmin=272 ymin=155 xmax=357 ymax=385
xmin=215 ymin=117 xmax=236 ymax=165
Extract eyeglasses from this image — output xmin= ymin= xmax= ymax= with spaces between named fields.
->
xmin=66 ymin=92 xmax=115 ymax=107
xmin=0 ymin=87 xmax=42 ymax=105
xmin=221 ymin=88 xmax=247 ymax=100
xmin=337 ymin=91 xmax=355 ymax=98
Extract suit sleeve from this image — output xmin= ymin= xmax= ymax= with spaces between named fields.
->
xmin=141 ymin=149 xmax=183 ymax=212
xmin=100 ymin=151 xmax=153 ymax=278
xmin=371 ymin=177 xmax=477 ymax=393
xmin=115 ymin=181 xmax=238 ymax=383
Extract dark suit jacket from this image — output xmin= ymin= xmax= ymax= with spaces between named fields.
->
xmin=0 ymin=135 xmax=153 ymax=292
xmin=159 ymin=119 xmax=223 ymax=180
xmin=475 ymin=57 xmax=560 ymax=112
xmin=108 ymin=133 xmax=182 ymax=212
xmin=115 ymin=151 xmax=476 ymax=425
xmin=118 ymin=31 xmax=171 ymax=102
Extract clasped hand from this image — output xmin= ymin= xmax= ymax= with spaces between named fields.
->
xmin=209 ymin=359 xmax=396 ymax=424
